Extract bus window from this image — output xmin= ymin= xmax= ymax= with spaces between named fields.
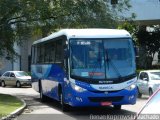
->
xmin=55 ymin=41 xmax=62 ymax=63
xmin=44 ymin=43 xmax=50 ymax=63
xmin=40 ymin=45 xmax=45 ymax=63
xmin=49 ymin=42 xmax=56 ymax=63
xmin=31 ymin=46 xmax=35 ymax=64
xmin=37 ymin=45 xmax=41 ymax=63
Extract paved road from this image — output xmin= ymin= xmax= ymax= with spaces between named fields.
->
xmin=0 ymin=86 xmax=149 ymax=120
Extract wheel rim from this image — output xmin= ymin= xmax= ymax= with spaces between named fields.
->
xmin=2 ymin=82 xmax=5 ymax=87
xmin=17 ymin=82 xmax=20 ymax=87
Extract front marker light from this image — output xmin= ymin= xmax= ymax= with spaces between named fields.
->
xmin=71 ymin=83 xmax=87 ymax=92
xmin=125 ymin=84 xmax=136 ymax=91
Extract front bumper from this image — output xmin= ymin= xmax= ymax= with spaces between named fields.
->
xmin=20 ymin=81 xmax=31 ymax=86
xmin=67 ymin=88 xmax=137 ymax=107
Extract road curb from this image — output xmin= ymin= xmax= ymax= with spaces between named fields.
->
xmin=1 ymin=96 xmax=26 ymax=120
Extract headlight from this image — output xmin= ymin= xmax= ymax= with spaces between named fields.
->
xmin=125 ymin=84 xmax=136 ymax=91
xmin=70 ymin=83 xmax=87 ymax=92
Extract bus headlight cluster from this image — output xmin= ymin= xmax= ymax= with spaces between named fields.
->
xmin=125 ymin=84 xmax=136 ymax=91
xmin=71 ymin=83 xmax=87 ymax=92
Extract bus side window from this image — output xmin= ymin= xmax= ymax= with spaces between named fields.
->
xmin=34 ymin=46 xmax=36 ymax=64
xmin=40 ymin=44 xmax=45 ymax=63
xmin=37 ymin=45 xmax=41 ymax=63
xmin=55 ymin=40 xmax=63 ymax=63
xmin=44 ymin=43 xmax=49 ymax=63
xmin=31 ymin=46 xmax=35 ymax=64
xmin=50 ymin=42 xmax=55 ymax=63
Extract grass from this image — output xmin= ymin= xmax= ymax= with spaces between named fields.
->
xmin=0 ymin=94 xmax=23 ymax=118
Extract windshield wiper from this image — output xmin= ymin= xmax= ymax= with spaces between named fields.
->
xmin=105 ymin=50 xmax=122 ymax=80
xmin=89 ymin=44 xmax=104 ymax=79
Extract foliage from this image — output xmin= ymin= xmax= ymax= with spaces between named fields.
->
xmin=118 ymin=20 xmax=137 ymax=42
xmin=136 ymin=26 xmax=160 ymax=59
xmin=136 ymin=25 xmax=160 ymax=69
xmin=118 ymin=21 xmax=160 ymax=69
xmin=137 ymin=27 xmax=158 ymax=55
xmin=0 ymin=0 xmax=131 ymax=58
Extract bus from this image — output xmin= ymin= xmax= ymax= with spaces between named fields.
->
xmin=31 ymin=29 xmax=137 ymax=111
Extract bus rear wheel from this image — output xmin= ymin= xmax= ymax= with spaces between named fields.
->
xmin=39 ymin=82 xmax=47 ymax=102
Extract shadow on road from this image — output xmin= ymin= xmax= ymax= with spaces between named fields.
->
xmin=33 ymin=97 xmax=136 ymax=114
xmin=0 ymin=87 xmax=144 ymax=120
xmin=19 ymin=96 xmax=137 ymax=120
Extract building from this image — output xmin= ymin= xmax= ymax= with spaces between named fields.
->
xmin=0 ymin=39 xmax=33 ymax=75
xmin=123 ymin=0 xmax=160 ymax=25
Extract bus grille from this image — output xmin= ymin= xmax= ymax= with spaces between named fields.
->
xmin=88 ymin=96 xmax=123 ymax=102
xmin=90 ymin=90 xmax=121 ymax=93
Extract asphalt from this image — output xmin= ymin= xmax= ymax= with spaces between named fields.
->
xmin=0 ymin=86 xmax=148 ymax=120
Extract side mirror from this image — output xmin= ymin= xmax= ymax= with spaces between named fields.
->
xmin=64 ymin=49 xmax=70 ymax=58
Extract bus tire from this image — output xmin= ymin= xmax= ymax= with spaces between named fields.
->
xmin=113 ymin=105 xmax=121 ymax=110
xmin=39 ymin=81 xmax=47 ymax=102
xmin=59 ymin=87 xmax=70 ymax=112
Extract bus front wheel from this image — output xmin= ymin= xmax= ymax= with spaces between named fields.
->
xmin=113 ymin=105 xmax=121 ymax=110
xmin=59 ymin=89 xmax=70 ymax=112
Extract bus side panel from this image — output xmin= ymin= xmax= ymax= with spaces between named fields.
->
xmin=31 ymin=64 xmax=42 ymax=92
xmin=31 ymin=64 xmax=65 ymax=100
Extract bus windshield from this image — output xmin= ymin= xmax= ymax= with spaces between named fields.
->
xmin=70 ymin=38 xmax=136 ymax=81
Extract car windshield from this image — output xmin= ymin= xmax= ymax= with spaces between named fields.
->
xmin=150 ymin=72 xmax=160 ymax=80
xmin=70 ymin=38 xmax=136 ymax=80
xmin=139 ymin=90 xmax=160 ymax=114
xmin=15 ymin=71 xmax=29 ymax=77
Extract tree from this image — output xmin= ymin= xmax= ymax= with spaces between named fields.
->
xmin=0 ymin=0 xmax=131 ymax=58
xmin=118 ymin=20 xmax=137 ymax=40
xmin=136 ymin=25 xmax=160 ymax=69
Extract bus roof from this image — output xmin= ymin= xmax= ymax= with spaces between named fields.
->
xmin=33 ymin=29 xmax=131 ymax=45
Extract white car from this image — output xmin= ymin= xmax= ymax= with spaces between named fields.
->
xmin=136 ymin=88 xmax=160 ymax=120
xmin=0 ymin=71 xmax=31 ymax=87
xmin=137 ymin=70 xmax=160 ymax=98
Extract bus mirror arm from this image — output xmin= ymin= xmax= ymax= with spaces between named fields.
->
xmin=134 ymin=46 xmax=139 ymax=57
xmin=133 ymin=40 xmax=139 ymax=57
xmin=64 ymin=49 xmax=70 ymax=58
